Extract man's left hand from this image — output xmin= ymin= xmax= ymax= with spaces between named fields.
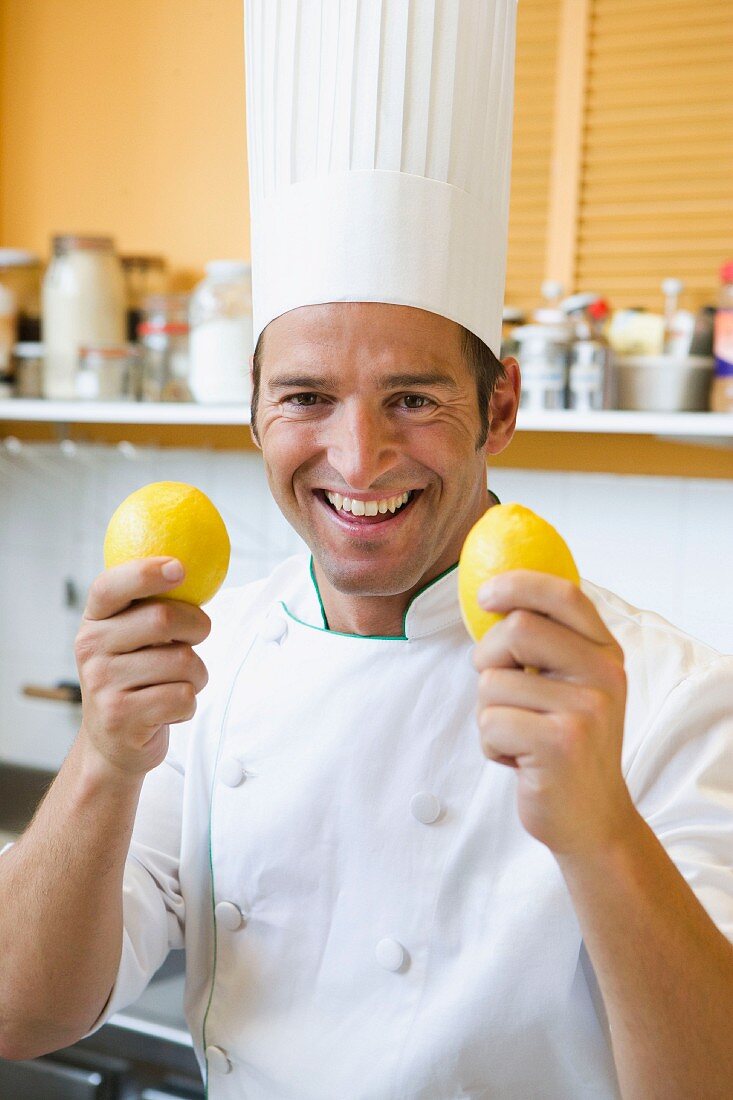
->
xmin=473 ymin=569 xmax=637 ymax=856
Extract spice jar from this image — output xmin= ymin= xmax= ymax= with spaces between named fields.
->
xmin=120 ymin=255 xmax=168 ymax=342
xmin=138 ymin=294 xmax=192 ymax=401
xmin=42 ymin=235 xmax=125 ymax=399
xmin=0 ymin=249 xmax=42 ymax=343
xmin=75 ymin=344 xmax=140 ymax=402
xmin=189 ymin=260 xmax=253 ymax=403
xmin=514 ymin=323 xmax=571 ymax=411
xmin=12 ymin=343 xmax=45 ymax=398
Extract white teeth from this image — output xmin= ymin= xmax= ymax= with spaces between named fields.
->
xmin=325 ymin=490 xmax=414 ymax=515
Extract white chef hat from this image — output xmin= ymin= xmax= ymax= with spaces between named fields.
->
xmin=244 ymin=1 xmax=516 ymax=355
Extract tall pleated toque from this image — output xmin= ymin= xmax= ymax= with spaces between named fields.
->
xmin=244 ymin=0 xmax=517 ymax=354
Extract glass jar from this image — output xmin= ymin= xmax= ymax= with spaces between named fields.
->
xmin=138 ymin=294 xmax=192 ymax=402
xmin=120 ymin=254 xmax=168 ymax=342
xmin=0 ymin=249 xmax=42 ymax=343
xmin=12 ymin=343 xmax=44 ymax=398
xmin=514 ymin=323 xmax=571 ymax=411
xmin=42 ymin=235 xmax=125 ymax=399
xmin=75 ymin=344 xmax=140 ymax=402
xmin=189 ymin=260 xmax=253 ymax=403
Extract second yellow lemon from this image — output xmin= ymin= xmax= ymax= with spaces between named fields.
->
xmin=103 ymin=481 xmax=231 ymax=606
xmin=458 ymin=502 xmax=580 ymax=641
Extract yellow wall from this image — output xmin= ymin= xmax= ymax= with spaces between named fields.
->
xmin=0 ymin=0 xmax=249 ymax=286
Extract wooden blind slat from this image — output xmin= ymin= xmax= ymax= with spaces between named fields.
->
xmin=575 ymin=0 xmax=733 ymax=308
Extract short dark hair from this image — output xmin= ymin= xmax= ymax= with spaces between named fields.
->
xmin=250 ymin=321 xmax=503 ymax=450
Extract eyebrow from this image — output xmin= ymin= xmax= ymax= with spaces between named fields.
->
xmin=266 ymin=370 xmax=460 ymax=392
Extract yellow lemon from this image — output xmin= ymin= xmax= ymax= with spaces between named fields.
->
xmin=103 ymin=481 xmax=231 ymax=606
xmin=458 ymin=502 xmax=580 ymax=641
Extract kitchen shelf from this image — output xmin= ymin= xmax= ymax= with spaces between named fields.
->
xmin=2 ymin=400 xmax=733 ymax=438
xmin=2 ymin=401 xmax=733 ymax=479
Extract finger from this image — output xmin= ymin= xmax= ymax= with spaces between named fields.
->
xmin=127 ymin=681 xmax=198 ymax=728
xmin=84 ymin=558 xmax=186 ymax=621
xmin=100 ymin=600 xmax=211 ymax=653
xmin=111 ymin=645 xmax=209 ymax=694
xmin=478 ymin=667 xmax=589 ymax=714
xmin=477 ymin=570 xmax=615 ymax=649
xmin=474 ymin=608 xmax=621 ymax=688
xmin=478 ymin=705 xmax=553 ymax=764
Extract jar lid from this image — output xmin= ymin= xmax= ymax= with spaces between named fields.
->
xmin=0 ymin=248 xmax=41 ymax=268
xmin=52 ymin=234 xmax=115 ymax=255
xmin=204 ymin=259 xmax=251 ymax=281
xmin=138 ymin=321 xmax=190 ymax=335
xmin=79 ymin=343 xmax=138 ymax=360
xmin=513 ymin=324 xmax=570 ymax=342
xmin=120 ymin=254 xmax=167 ymax=270
xmin=13 ymin=342 xmax=44 ymax=357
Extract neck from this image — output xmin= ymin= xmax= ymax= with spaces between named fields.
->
xmin=312 ymin=559 xmax=455 ymax=637
xmin=312 ymin=486 xmax=498 ymax=637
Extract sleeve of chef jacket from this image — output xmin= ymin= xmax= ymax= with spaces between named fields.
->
xmin=81 ymin=740 xmax=187 ymax=1035
xmin=80 ymin=582 xmax=249 ymax=1036
xmin=627 ymin=653 xmax=733 ymax=942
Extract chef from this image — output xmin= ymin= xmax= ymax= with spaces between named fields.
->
xmin=1 ymin=1 xmax=732 ymax=1097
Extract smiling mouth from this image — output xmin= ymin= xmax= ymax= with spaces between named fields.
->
xmin=315 ymin=488 xmax=420 ymax=524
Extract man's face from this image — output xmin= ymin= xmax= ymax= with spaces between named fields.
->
xmin=254 ymin=302 xmax=503 ymax=598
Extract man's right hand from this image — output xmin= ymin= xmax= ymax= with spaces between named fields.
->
xmin=75 ymin=557 xmax=211 ymax=778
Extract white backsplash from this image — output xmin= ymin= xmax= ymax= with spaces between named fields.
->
xmin=1 ymin=442 xmax=732 ymax=771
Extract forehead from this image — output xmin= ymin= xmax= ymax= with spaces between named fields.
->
xmin=259 ymin=302 xmax=465 ymax=377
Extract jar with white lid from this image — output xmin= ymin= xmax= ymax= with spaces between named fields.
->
xmin=42 ymin=235 xmax=125 ymax=399
xmin=189 ymin=260 xmax=253 ymax=404
xmin=514 ymin=323 xmax=571 ymax=411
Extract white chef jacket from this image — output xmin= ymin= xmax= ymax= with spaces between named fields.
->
xmin=77 ymin=552 xmax=733 ymax=1099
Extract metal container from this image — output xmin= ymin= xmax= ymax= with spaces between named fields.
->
xmin=514 ymin=323 xmax=570 ymax=411
xmin=568 ymin=339 xmax=614 ymax=412
xmin=614 ymin=355 xmax=714 ymax=412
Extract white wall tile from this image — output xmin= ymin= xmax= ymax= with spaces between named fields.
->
xmin=1 ymin=445 xmax=732 ymax=769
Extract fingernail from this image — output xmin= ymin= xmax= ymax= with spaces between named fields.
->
xmin=162 ymin=559 xmax=184 ymax=581
xmin=478 ymin=582 xmax=497 ymax=606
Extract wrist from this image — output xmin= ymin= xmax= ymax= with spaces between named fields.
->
xmin=554 ymin=800 xmax=648 ymax=881
xmin=72 ymin=730 xmax=147 ymax=799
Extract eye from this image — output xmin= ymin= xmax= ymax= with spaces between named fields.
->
xmin=283 ymin=392 xmax=322 ymax=407
xmin=398 ymin=394 xmax=434 ymax=410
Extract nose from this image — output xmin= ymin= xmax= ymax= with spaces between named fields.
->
xmin=322 ymin=400 xmax=399 ymax=491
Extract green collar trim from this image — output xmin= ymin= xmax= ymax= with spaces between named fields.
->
xmin=299 ymin=556 xmax=459 ymax=640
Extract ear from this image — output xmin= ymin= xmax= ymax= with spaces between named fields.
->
xmin=248 ymin=353 xmax=261 ymax=450
xmin=484 ymin=357 xmax=520 ymax=456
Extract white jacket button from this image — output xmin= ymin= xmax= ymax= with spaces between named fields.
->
xmin=215 ymin=900 xmax=245 ymax=931
xmin=219 ymin=757 xmax=246 ymax=787
xmin=410 ymin=791 xmax=442 ymax=824
xmin=205 ymin=1044 xmax=233 ymax=1075
xmin=260 ymin=612 xmax=288 ymax=644
xmin=376 ymin=938 xmax=408 ymax=972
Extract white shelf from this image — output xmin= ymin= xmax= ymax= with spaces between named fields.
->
xmin=0 ymin=399 xmax=251 ymax=425
xmin=2 ymin=400 xmax=733 ymax=442
xmin=516 ymin=409 xmax=733 ymax=438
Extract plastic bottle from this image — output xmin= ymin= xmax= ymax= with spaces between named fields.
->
xmin=710 ymin=260 xmax=733 ymax=412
